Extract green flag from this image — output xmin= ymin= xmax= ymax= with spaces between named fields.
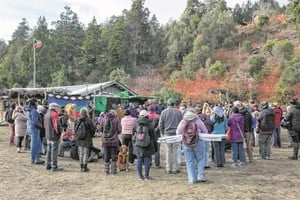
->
xmin=95 ymin=96 xmax=107 ymax=112
xmin=118 ymin=91 xmax=129 ymax=98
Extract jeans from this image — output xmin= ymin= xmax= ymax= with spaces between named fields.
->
xmin=30 ymin=128 xmax=41 ymax=162
xmin=46 ymin=140 xmax=59 ymax=167
xmin=182 ymin=140 xmax=205 ymax=183
xmin=271 ymin=126 xmax=281 ymax=148
xmin=231 ymin=142 xmax=245 ymax=164
xmin=136 ymin=156 xmax=151 ymax=179
xmin=166 ymin=142 xmax=179 ymax=172
xmin=78 ymin=146 xmax=89 ymax=165
xmin=259 ymin=134 xmax=272 ymax=158
xmin=58 ymin=141 xmax=72 ymax=156
xmin=204 ymin=141 xmax=210 ymax=167
xmin=213 ymin=140 xmax=226 ymax=165
xmin=154 ymin=143 xmax=161 ymax=167
xmin=177 ymin=143 xmax=182 ymax=164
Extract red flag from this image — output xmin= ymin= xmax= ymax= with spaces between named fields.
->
xmin=33 ymin=39 xmax=43 ymax=49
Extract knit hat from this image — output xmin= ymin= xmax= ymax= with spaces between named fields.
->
xmin=238 ymin=105 xmax=247 ymax=113
xmin=49 ymin=103 xmax=59 ymax=109
xmin=167 ymin=98 xmax=175 ymax=106
xmin=37 ymin=105 xmax=47 ymax=114
xmin=261 ymin=101 xmax=269 ymax=109
xmin=139 ymin=110 xmax=148 ymax=118
xmin=233 ymin=100 xmax=242 ymax=107
xmin=148 ymin=105 xmax=155 ymax=112
xmin=183 ymin=111 xmax=197 ymax=121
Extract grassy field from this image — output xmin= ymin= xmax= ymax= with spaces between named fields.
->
xmin=0 ymin=126 xmax=299 ymax=200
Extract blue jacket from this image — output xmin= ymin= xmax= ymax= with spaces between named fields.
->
xmin=210 ymin=114 xmax=228 ymax=135
xmin=27 ymin=105 xmax=42 ymax=134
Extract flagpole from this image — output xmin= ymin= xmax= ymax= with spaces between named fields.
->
xmin=33 ymin=42 xmax=36 ymax=88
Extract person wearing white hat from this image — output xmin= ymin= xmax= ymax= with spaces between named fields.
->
xmin=44 ymin=102 xmax=63 ymax=171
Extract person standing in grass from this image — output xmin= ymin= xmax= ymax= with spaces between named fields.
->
xmin=99 ymin=110 xmax=121 ymax=175
xmin=159 ymin=98 xmax=183 ymax=174
xmin=176 ymin=108 xmax=208 ymax=184
xmin=284 ymin=99 xmax=300 ymax=160
xmin=228 ymin=106 xmax=245 ymax=167
xmin=210 ymin=106 xmax=228 ymax=167
xmin=44 ymin=103 xmax=63 ymax=171
xmin=257 ymin=101 xmax=275 ymax=160
xmin=74 ymin=107 xmax=95 ymax=172
xmin=12 ymin=105 xmax=27 ymax=153
xmin=27 ymin=98 xmax=44 ymax=165
xmin=5 ymin=102 xmax=16 ymax=146
xmin=132 ymin=110 xmax=156 ymax=180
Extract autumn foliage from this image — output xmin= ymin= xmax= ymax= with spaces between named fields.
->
xmin=253 ymin=69 xmax=280 ymax=101
xmin=173 ymin=72 xmax=226 ymax=103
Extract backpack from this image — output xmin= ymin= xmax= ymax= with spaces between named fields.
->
xmin=59 ymin=115 xmax=68 ymax=129
xmin=103 ymin=117 xmax=116 ymax=141
xmin=5 ymin=109 xmax=14 ymax=123
xmin=182 ymin=119 xmax=199 ymax=147
xmin=259 ymin=109 xmax=275 ymax=132
xmin=75 ymin=121 xmax=87 ymax=140
xmin=135 ymin=125 xmax=151 ymax=147
xmin=199 ymin=114 xmax=213 ymax=133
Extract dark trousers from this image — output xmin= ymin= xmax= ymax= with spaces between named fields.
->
xmin=291 ymin=130 xmax=300 ymax=157
xmin=103 ymin=146 xmax=118 ymax=163
xmin=17 ymin=136 xmax=24 ymax=148
xmin=120 ymin=134 xmax=135 ymax=163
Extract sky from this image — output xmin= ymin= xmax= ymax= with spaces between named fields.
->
xmin=0 ymin=0 xmax=289 ymax=43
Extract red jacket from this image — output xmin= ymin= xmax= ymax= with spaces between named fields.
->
xmin=273 ymin=107 xmax=282 ymax=127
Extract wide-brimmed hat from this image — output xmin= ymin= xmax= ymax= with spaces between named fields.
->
xmin=49 ymin=103 xmax=59 ymax=109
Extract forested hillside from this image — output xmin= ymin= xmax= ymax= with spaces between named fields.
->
xmin=0 ymin=0 xmax=299 ymax=103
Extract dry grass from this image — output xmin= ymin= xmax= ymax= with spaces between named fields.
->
xmin=0 ymin=126 xmax=299 ymax=200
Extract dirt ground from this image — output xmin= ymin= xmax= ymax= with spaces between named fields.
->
xmin=0 ymin=126 xmax=299 ymax=200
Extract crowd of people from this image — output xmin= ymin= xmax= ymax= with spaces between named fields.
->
xmin=4 ymin=97 xmax=300 ymax=184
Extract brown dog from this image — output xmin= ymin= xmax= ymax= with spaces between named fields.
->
xmin=117 ymin=145 xmax=129 ymax=171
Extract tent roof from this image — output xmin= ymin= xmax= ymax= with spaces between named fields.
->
xmin=8 ymin=80 xmax=138 ymax=97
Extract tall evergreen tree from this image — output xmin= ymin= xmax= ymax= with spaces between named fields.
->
xmin=51 ymin=6 xmax=85 ymax=84
xmin=82 ymin=17 xmax=104 ymax=82
xmin=0 ymin=18 xmax=29 ymax=87
xmin=124 ymin=0 xmax=152 ymax=69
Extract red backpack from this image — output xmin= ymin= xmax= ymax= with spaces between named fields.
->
xmin=182 ymin=119 xmax=199 ymax=147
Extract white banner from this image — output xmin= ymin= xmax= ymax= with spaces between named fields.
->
xmin=157 ymin=133 xmax=226 ymax=144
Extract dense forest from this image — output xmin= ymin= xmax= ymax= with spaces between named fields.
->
xmin=0 ymin=0 xmax=299 ymax=104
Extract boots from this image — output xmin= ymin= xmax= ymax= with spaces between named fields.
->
xmin=80 ymin=164 xmax=84 ymax=172
xmin=17 ymin=147 xmax=21 ymax=153
xmin=104 ymin=162 xmax=110 ymax=175
xmin=111 ymin=161 xmax=117 ymax=174
xmin=289 ymin=144 xmax=299 ymax=160
xmin=83 ymin=164 xmax=90 ymax=172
